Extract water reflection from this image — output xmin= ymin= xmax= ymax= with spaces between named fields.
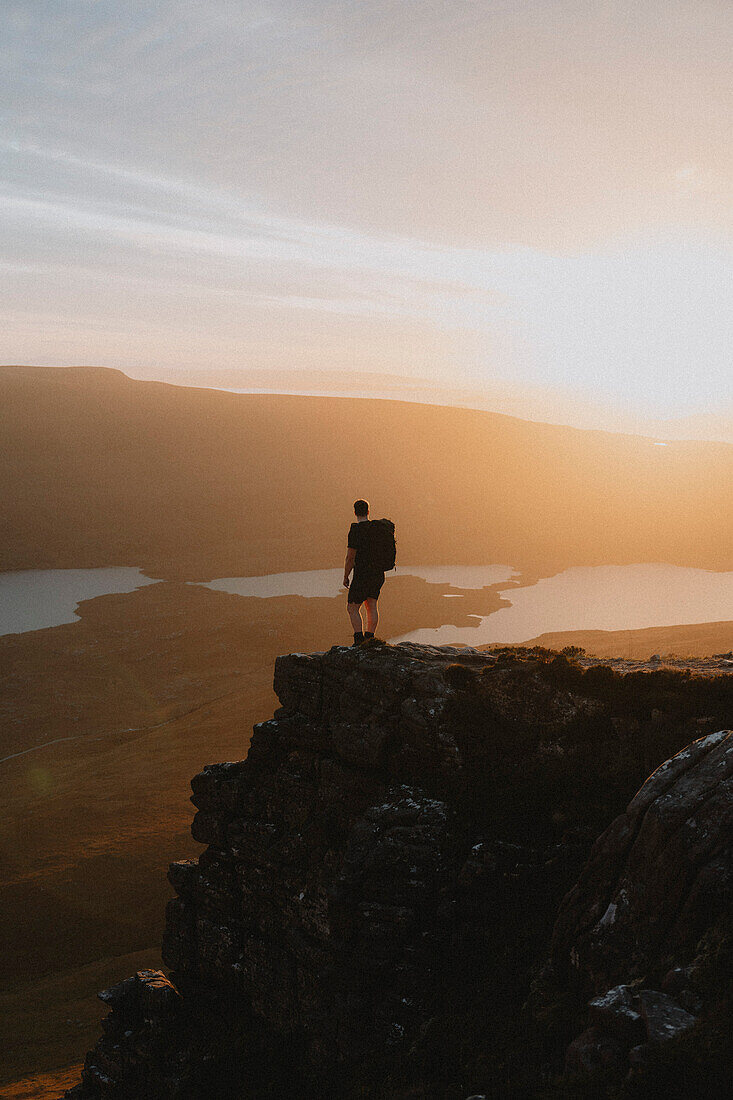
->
xmin=198 ymin=564 xmax=516 ymax=600
xmin=0 ymin=568 xmax=158 ymax=636
xmin=392 ymin=564 xmax=733 ymax=646
xmin=3 ymin=562 xmax=729 ymax=645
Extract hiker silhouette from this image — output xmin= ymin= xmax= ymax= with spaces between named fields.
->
xmin=342 ymin=499 xmax=395 ymax=646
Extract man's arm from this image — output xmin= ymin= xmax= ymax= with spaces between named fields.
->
xmin=343 ymin=547 xmax=356 ymax=588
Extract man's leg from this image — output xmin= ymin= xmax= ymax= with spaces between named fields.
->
xmin=348 ymin=600 xmax=365 ymax=643
xmin=363 ymin=597 xmax=379 ymax=635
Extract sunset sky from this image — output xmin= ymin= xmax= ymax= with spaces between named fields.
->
xmin=2 ymin=0 xmax=731 ymax=426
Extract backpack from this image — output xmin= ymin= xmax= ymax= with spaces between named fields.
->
xmin=369 ymin=518 xmax=397 ymax=572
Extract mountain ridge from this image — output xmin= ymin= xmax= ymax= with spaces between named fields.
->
xmin=2 ymin=365 xmax=731 ymax=581
xmin=10 ymin=365 xmax=730 ymax=444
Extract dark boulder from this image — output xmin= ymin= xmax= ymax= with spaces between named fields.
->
xmin=564 ymin=1026 xmax=625 ymax=1078
xmin=550 ymin=729 xmax=731 ymax=1090
xmin=637 ymin=989 xmax=696 ymax=1044
xmin=587 ymin=984 xmax=645 ymax=1044
xmin=551 ymin=730 xmax=732 ymax=994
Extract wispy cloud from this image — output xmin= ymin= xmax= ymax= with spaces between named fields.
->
xmin=1 ymin=2 xmax=731 ymax=419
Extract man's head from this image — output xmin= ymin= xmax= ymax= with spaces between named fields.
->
xmin=353 ymin=499 xmax=369 ymax=518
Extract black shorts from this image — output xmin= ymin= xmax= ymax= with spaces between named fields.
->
xmin=347 ymin=571 xmax=385 ymax=606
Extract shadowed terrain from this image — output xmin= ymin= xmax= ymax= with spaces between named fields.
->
xmin=2 ymin=366 xmax=731 ymax=579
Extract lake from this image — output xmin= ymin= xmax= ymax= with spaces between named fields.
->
xmin=392 ymin=563 xmax=733 ymax=646
xmin=0 ymin=564 xmax=512 ymax=637
xmin=0 ymin=568 xmax=158 ymax=636
xmin=2 ymin=563 xmax=731 ymax=645
xmin=197 ymin=562 xmax=733 ymax=645
xmin=198 ymin=564 xmax=517 ymax=599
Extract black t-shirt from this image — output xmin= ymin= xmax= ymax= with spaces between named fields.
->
xmin=348 ymin=521 xmax=383 ymax=576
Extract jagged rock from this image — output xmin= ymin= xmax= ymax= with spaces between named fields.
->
xmin=676 ymin=988 xmax=703 ymax=1015
xmin=552 ymin=730 xmax=731 ymax=1089
xmin=584 ymin=983 xmax=698 ymax=1047
xmin=65 ymin=972 xmax=184 ymax=1099
xmin=564 ymin=1026 xmax=625 ymax=1078
xmin=551 ymin=729 xmax=733 ymax=995
xmin=563 ymin=984 xmax=699 ymax=1083
xmin=587 ymin=984 xmax=645 ymax=1044
xmin=97 ymin=975 xmax=137 ymax=1010
xmin=637 ymin=989 xmax=696 ymax=1044
xmin=627 ymin=1042 xmax=650 ymax=1073
xmin=65 ymin=646 xmax=733 ymax=1098
xmin=661 ymin=965 xmax=694 ymax=996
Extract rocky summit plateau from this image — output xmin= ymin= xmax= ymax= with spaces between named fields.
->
xmin=65 ymin=643 xmax=732 ymax=1099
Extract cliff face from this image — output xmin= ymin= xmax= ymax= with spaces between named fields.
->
xmin=552 ymin=728 xmax=732 ymax=995
xmin=67 ymin=643 xmax=732 ymax=1098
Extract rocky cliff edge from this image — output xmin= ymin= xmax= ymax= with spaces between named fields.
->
xmin=66 ymin=642 xmax=732 ymax=1098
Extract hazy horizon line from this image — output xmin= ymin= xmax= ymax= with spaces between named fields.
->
xmin=4 ymin=361 xmax=732 ymax=446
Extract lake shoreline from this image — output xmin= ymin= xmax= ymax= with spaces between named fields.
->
xmin=2 ymin=563 xmax=732 ymax=647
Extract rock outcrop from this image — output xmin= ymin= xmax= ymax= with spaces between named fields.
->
xmin=546 ymin=729 xmax=732 ymax=1091
xmin=66 ymin=643 xmax=733 ymax=1099
xmin=551 ymin=729 xmax=732 ymax=994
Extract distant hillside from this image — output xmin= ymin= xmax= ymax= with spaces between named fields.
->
xmin=514 ymin=619 xmax=733 ymax=659
xmin=116 ymin=366 xmax=733 ymax=443
xmin=1 ymin=365 xmax=731 ymax=579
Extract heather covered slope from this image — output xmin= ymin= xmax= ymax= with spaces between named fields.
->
xmin=2 ymin=365 xmax=731 ymax=579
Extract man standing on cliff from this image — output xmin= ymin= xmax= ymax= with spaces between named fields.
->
xmin=343 ymin=499 xmax=385 ymax=646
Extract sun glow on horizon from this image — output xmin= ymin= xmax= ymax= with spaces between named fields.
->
xmin=1 ymin=1 xmax=731 ymax=425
